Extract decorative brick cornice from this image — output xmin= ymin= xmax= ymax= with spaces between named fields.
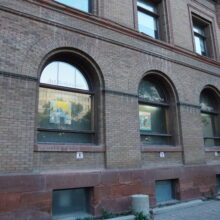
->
xmin=0 ymin=3 xmax=219 ymax=77
xmin=4 ymin=1 xmax=220 ymax=68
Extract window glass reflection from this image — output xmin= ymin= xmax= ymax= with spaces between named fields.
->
xmin=194 ymin=35 xmax=206 ymax=56
xmin=200 ymin=91 xmax=215 ymax=111
xmin=139 ymin=80 xmax=165 ymax=103
xmin=201 ymin=113 xmax=215 ymax=137
xmin=40 ymin=61 xmax=89 ymax=90
xmin=193 ymin=23 xmax=207 ymax=56
xmin=137 ymin=0 xmax=156 ymax=13
xmin=193 ymin=25 xmax=205 ymax=36
xmin=138 ymin=11 xmax=158 ymax=38
xmin=55 ymin=0 xmax=89 ymax=12
xmin=200 ymin=90 xmax=217 ymax=147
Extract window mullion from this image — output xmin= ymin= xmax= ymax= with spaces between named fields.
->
xmin=138 ymin=6 xmax=159 ymax=18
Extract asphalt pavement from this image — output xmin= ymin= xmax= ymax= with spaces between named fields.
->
xmin=154 ymin=200 xmax=220 ymax=220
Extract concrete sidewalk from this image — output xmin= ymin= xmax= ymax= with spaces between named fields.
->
xmin=154 ymin=200 xmax=220 ymax=220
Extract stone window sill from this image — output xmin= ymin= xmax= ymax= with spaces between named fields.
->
xmin=141 ymin=146 xmax=182 ymax=152
xmin=34 ymin=144 xmax=105 ymax=152
xmin=205 ymin=147 xmax=220 ymax=152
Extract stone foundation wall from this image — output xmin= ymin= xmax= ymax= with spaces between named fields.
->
xmin=0 ymin=165 xmax=219 ymax=219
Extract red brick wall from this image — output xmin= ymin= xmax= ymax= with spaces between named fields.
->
xmin=0 ymin=165 xmax=219 ymax=218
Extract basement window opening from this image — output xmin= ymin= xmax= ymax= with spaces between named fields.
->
xmin=156 ymin=179 xmax=179 ymax=205
xmin=52 ymin=188 xmax=91 ymax=219
xmin=217 ymin=175 xmax=220 ymax=194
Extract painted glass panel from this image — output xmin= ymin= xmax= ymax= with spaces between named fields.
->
xmin=139 ymin=104 xmax=167 ymax=133
xmin=38 ymin=88 xmax=91 ymax=131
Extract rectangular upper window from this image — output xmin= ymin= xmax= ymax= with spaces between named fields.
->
xmin=193 ymin=23 xmax=207 ymax=56
xmin=54 ymin=0 xmax=90 ymax=13
xmin=137 ymin=0 xmax=159 ymax=39
xmin=192 ymin=15 xmax=214 ymax=58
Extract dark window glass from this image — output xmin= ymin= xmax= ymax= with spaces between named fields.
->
xmin=200 ymin=91 xmax=215 ymax=111
xmin=201 ymin=113 xmax=215 ymax=147
xmin=38 ymin=132 xmax=92 ymax=144
xmin=200 ymin=90 xmax=218 ymax=147
xmin=38 ymin=61 xmax=93 ymax=144
xmin=55 ymin=0 xmax=90 ymax=13
xmin=217 ymin=175 xmax=220 ymax=194
xmin=137 ymin=0 xmax=159 ymax=39
xmin=52 ymin=188 xmax=90 ymax=218
xmin=138 ymin=79 xmax=170 ymax=145
xmin=140 ymin=135 xmax=169 ymax=145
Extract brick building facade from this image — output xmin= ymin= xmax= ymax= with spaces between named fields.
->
xmin=0 ymin=0 xmax=220 ymax=219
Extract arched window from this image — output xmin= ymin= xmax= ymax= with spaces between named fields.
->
xmin=200 ymin=89 xmax=219 ymax=147
xmin=37 ymin=61 xmax=94 ymax=144
xmin=138 ymin=76 xmax=173 ymax=145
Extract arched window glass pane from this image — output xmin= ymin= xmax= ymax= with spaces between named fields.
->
xmin=40 ymin=62 xmax=89 ymax=91
xmin=139 ymin=80 xmax=166 ymax=103
xmin=200 ymin=91 xmax=216 ymax=111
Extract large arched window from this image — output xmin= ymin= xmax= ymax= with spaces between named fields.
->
xmin=37 ymin=61 xmax=94 ymax=144
xmin=138 ymin=76 xmax=175 ymax=145
xmin=200 ymin=89 xmax=219 ymax=147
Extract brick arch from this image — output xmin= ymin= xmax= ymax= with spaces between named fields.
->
xmin=21 ymin=33 xmax=105 ymax=89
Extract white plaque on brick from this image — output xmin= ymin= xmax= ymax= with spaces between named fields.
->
xmin=160 ymin=152 xmax=165 ymax=158
xmin=76 ymin=152 xmax=84 ymax=159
